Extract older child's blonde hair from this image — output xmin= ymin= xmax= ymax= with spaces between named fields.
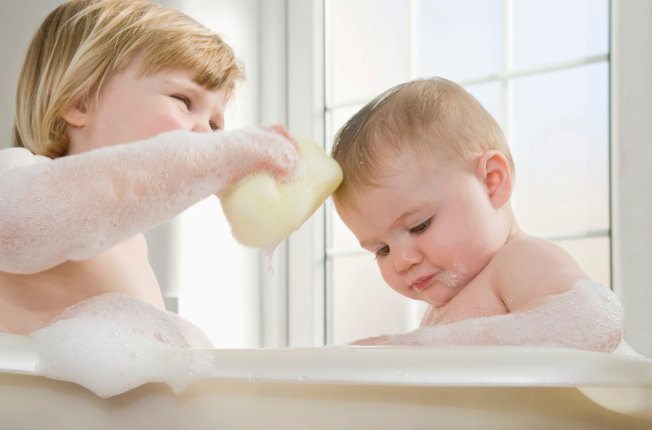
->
xmin=13 ymin=0 xmax=245 ymax=158
xmin=331 ymin=77 xmax=514 ymax=207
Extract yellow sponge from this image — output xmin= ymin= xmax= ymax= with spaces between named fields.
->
xmin=220 ymin=136 xmax=343 ymax=251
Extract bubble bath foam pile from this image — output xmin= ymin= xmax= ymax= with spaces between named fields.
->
xmin=29 ymin=294 xmax=215 ymax=398
xmin=219 ymin=136 xmax=343 ymax=256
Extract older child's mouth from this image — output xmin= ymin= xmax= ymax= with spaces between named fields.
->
xmin=411 ymin=274 xmax=435 ymax=290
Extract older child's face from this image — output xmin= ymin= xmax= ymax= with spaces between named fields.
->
xmin=336 ymin=153 xmax=508 ymax=307
xmin=65 ymin=61 xmax=230 ymax=154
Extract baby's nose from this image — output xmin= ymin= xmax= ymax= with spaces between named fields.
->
xmin=394 ymin=248 xmax=422 ymax=272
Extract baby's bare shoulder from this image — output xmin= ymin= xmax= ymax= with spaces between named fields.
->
xmin=493 ymin=235 xmax=576 ymax=266
xmin=490 ymin=235 xmax=589 ymax=311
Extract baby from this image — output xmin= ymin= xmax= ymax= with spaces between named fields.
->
xmin=0 ymin=0 xmax=298 ymax=342
xmin=331 ymin=78 xmax=625 ymax=353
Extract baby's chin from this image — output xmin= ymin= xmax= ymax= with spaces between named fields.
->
xmin=421 ymin=281 xmax=466 ymax=307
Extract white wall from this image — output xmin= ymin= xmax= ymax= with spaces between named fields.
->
xmin=0 ymin=0 xmax=69 ymax=149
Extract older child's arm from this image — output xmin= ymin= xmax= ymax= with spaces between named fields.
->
xmin=0 ymin=127 xmax=299 ymax=274
xmin=354 ymin=280 xmax=623 ymax=352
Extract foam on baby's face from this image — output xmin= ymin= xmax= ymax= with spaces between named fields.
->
xmin=433 ymin=261 xmax=468 ymax=288
xmin=29 ymin=293 xmax=214 ymax=398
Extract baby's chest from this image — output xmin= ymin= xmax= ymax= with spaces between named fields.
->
xmin=422 ymin=285 xmax=509 ymax=326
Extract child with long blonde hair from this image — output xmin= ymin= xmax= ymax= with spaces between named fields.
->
xmin=0 ymin=0 xmax=298 ymax=344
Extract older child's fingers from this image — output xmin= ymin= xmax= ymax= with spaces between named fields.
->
xmin=262 ymin=124 xmax=298 ymax=150
xmin=222 ymin=126 xmax=301 ymax=185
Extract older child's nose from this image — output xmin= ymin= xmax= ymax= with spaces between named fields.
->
xmin=192 ymin=121 xmax=213 ymax=133
xmin=394 ymin=248 xmax=422 ymax=272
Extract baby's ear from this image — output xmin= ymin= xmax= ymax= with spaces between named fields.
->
xmin=60 ymin=101 xmax=88 ymax=127
xmin=475 ymin=151 xmax=512 ymax=208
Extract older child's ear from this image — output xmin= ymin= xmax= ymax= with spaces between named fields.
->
xmin=60 ymin=102 xmax=88 ymax=127
xmin=476 ymin=151 xmax=512 ymax=208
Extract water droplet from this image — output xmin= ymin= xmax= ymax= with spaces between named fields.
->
xmin=248 ymin=372 xmax=263 ymax=383
xmin=264 ymin=248 xmax=275 ymax=275
xmin=297 ymin=375 xmax=309 ymax=382
xmin=154 ymin=333 xmax=168 ymax=343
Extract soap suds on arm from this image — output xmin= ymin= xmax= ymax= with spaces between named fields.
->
xmin=357 ymin=280 xmax=624 ymax=353
xmin=0 ymin=128 xmax=298 ymax=274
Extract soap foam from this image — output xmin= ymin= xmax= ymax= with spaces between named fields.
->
xmin=29 ymin=293 xmax=215 ymax=398
xmin=433 ymin=261 xmax=468 ymax=288
xmin=0 ymin=128 xmax=299 ymax=275
xmin=378 ymin=280 xmax=625 ymax=353
xmin=613 ymin=340 xmax=646 ymax=358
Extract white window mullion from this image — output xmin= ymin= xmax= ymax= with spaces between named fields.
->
xmin=287 ymin=0 xmax=326 ymax=347
xmin=610 ymin=0 xmax=652 ymax=356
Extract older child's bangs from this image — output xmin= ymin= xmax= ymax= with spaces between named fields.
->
xmin=13 ymin=0 xmax=244 ymax=159
xmin=135 ymin=26 xmax=244 ymax=93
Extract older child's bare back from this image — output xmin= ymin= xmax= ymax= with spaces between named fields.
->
xmin=0 ymin=234 xmax=158 ymax=335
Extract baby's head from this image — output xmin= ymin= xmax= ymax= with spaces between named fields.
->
xmin=13 ymin=0 xmax=244 ymax=158
xmin=331 ymin=78 xmax=518 ymax=306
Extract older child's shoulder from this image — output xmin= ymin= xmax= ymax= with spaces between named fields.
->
xmin=489 ymin=234 xmax=589 ymax=312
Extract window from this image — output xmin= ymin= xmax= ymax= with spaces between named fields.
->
xmin=324 ymin=0 xmax=611 ymax=345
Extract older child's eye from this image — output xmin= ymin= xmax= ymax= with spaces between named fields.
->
xmin=409 ymin=217 xmax=432 ymax=234
xmin=375 ymin=245 xmax=390 ymax=258
xmin=172 ymin=94 xmax=191 ymax=110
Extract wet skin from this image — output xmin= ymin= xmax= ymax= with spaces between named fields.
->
xmin=336 ymin=149 xmax=591 ymax=345
xmin=0 ymin=61 xmax=293 ymax=335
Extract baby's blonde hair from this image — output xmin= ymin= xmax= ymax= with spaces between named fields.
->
xmin=13 ymin=0 xmax=245 ymax=158
xmin=331 ymin=77 xmax=514 ymax=207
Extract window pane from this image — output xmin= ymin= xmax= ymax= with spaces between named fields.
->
xmin=329 ymin=0 xmax=407 ymax=105
xmin=511 ymin=62 xmax=610 ymax=233
xmin=415 ymin=0 xmax=502 ymax=81
xmin=551 ymin=236 xmax=611 ymax=289
xmin=326 ymin=104 xmax=365 ymax=153
xmin=333 ymin=254 xmax=409 ymax=344
xmin=332 ymin=203 xmax=363 ymax=250
xmin=465 ymin=80 xmax=503 ymax=127
xmin=513 ymin=0 xmax=609 ymax=70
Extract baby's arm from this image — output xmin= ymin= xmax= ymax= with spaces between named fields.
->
xmin=354 ymin=238 xmax=623 ymax=352
xmin=0 ymin=128 xmax=298 ymax=274
xmin=355 ymin=280 xmax=623 ymax=352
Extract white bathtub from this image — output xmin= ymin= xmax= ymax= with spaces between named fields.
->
xmin=1 ymin=332 xmax=652 ymax=429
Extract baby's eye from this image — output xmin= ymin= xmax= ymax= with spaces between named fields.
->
xmin=209 ymin=121 xmax=220 ymax=131
xmin=375 ymin=245 xmax=390 ymax=258
xmin=172 ymin=94 xmax=192 ymax=110
xmin=409 ymin=217 xmax=432 ymax=234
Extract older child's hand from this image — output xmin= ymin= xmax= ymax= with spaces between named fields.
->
xmin=222 ymin=125 xmax=301 ymax=186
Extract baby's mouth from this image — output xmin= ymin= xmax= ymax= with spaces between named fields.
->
xmin=411 ymin=274 xmax=435 ymax=290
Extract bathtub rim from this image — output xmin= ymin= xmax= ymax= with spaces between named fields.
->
xmin=1 ymin=332 xmax=651 ymax=388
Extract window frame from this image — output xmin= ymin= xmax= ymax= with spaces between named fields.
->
xmin=284 ymin=0 xmax=652 ymax=353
